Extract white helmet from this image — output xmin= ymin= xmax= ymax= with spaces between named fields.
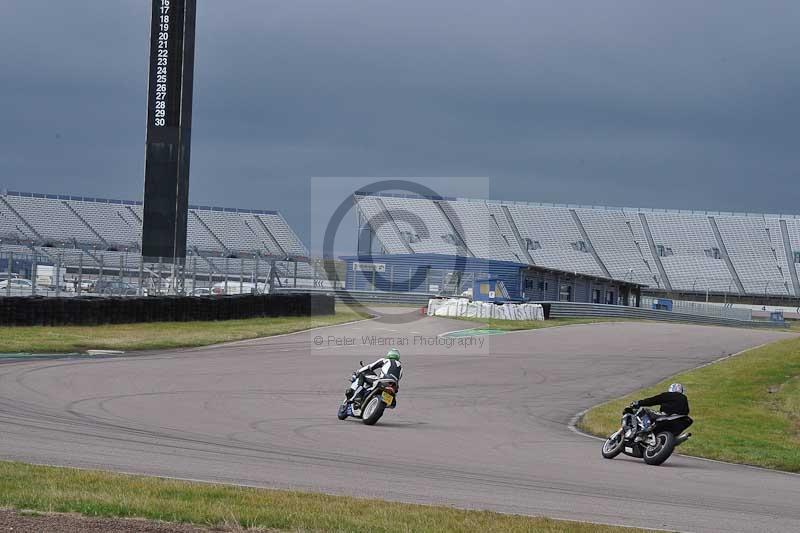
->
xmin=668 ymin=383 xmax=684 ymax=394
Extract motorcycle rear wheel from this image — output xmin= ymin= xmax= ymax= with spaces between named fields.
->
xmin=362 ymin=396 xmax=385 ymax=425
xmin=601 ymin=432 xmax=624 ymax=459
xmin=643 ymin=431 xmax=675 ymax=465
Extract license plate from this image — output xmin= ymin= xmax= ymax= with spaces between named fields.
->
xmin=381 ymin=391 xmax=394 ymax=405
xmin=625 ymin=447 xmax=633 ymax=454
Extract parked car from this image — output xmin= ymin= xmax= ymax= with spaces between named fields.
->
xmin=192 ymin=287 xmax=212 ymax=296
xmin=92 ymin=280 xmax=139 ymax=296
xmin=0 ymin=278 xmax=33 ymax=291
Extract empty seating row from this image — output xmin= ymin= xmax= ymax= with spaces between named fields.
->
xmin=503 ymin=204 xmax=606 ymax=277
xmin=379 ymin=196 xmax=462 ymax=256
xmin=715 ymin=216 xmax=790 ymax=296
xmin=0 ymin=193 xmax=307 ymax=258
xmin=353 ymin=195 xmax=410 ymax=254
xmin=573 ymin=208 xmax=655 ymax=285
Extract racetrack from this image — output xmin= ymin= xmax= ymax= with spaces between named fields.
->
xmin=1 ymin=310 xmax=798 ymax=532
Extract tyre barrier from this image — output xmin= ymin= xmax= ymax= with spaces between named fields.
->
xmin=0 ymin=293 xmax=334 ymax=326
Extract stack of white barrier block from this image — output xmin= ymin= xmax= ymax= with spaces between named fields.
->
xmin=426 ymin=298 xmax=544 ymax=320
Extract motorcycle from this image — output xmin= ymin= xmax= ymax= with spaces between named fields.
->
xmin=337 ymin=361 xmax=398 ymax=425
xmin=601 ymin=403 xmax=693 ymax=465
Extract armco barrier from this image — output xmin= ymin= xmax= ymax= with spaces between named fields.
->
xmin=543 ymin=302 xmax=783 ymax=328
xmin=640 ymin=296 xmax=753 ymax=321
xmin=0 ymin=293 xmax=334 ymax=326
xmin=272 ymin=288 xmax=434 ymax=306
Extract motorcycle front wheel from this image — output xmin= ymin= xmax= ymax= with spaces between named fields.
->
xmin=362 ymin=395 xmax=385 ymax=425
xmin=337 ymin=401 xmax=349 ymax=420
xmin=643 ymin=431 xmax=675 ymax=465
xmin=601 ymin=431 xmax=624 ymax=459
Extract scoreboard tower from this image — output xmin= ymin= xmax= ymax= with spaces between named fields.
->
xmin=141 ymin=0 xmax=196 ymax=262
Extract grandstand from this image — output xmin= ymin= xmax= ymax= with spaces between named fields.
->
xmin=354 ymin=192 xmax=800 ymax=302
xmin=0 ymin=190 xmax=318 ymax=292
xmin=2 ymin=188 xmax=798 ymax=303
xmin=0 ymin=190 xmax=306 ymax=257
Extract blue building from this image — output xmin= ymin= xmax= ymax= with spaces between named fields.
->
xmin=341 ymin=253 xmax=643 ymax=305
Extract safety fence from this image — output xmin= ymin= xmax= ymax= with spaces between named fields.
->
xmin=0 ymin=247 xmax=342 ymax=298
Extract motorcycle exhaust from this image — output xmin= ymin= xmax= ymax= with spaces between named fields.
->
xmin=675 ymin=432 xmax=692 ymax=446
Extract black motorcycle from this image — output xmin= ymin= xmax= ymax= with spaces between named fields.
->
xmin=337 ymin=361 xmax=398 ymax=425
xmin=602 ymin=403 xmax=693 ymax=465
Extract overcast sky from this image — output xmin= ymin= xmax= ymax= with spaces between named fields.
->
xmin=1 ymin=1 xmax=798 ymax=252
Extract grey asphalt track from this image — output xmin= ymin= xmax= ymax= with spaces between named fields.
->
xmin=1 ymin=310 xmax=798 ymax=532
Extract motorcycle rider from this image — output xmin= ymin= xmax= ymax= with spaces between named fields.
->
xmin=631 ymin=383 xmax=689 ymax=435
xmin=346 ymin=348 xmax=403 ymax=408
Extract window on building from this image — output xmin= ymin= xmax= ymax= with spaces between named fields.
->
xmin=795 ymin=251 xmax=800 ymax=264
xmin=606 ymin=290 xmax=615 ymax=305
xmin=559 ymin=284 xmax=572 ymax=302
xmin=704 ymin=247 xmax=721 ymax=259
xmin=592 ymin=289 xmax=602 ymax=304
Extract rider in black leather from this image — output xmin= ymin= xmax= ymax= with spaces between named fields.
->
xmin=634 ymin=383 xmax=689 ymax=415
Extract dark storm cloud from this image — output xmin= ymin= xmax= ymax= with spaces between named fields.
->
xmin=1 ymin=1 xmax=799 ymax=251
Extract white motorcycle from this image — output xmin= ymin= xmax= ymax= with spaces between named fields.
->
xmin=337 ymin=362 xmax=398 ymax=425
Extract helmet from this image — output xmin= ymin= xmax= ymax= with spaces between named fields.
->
xmin=668 ymin=383 xmax=684 ymax=394
xmin=386 ymin=348 xmax=400 ymax=361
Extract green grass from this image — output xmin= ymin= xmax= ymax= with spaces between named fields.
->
xmin=783 ymin=319 xmax=800 ymax=331
xmin=579 ymin=336 xmax=800 ymax=472
xmin=0 ymin=462 xmax=647 ymax=533
xmin=454 ymin=316 xmax=623 ymax=332
xmin=0 ymin=306 xmax=370 ymax=354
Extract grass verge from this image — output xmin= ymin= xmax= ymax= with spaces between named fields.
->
xmin=578 ymin=336 xmax=800 ymax=472
xmin=454 ymin=316 xmax=623 ymax=332
xmin=0 ymin=306 xmax=369 ymax=354
xmin=0 ymin=461 xmax=646 ymax=533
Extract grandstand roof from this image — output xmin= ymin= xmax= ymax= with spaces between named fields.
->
xmin=354 ymin=191 xmax=800 ymax=220
xmin=4 ymin=190 xmax=279 ymax=216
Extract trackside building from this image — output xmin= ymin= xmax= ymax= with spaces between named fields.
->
xmin=341 ymin=254 xmax=643 ymax=305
